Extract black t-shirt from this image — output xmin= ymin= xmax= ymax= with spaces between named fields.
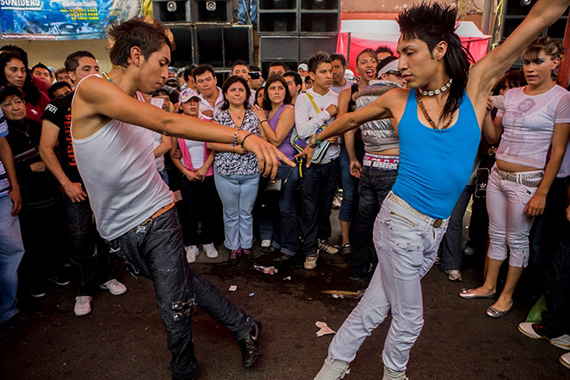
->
xmin=42 ymin=92 xmax=83 ymax=183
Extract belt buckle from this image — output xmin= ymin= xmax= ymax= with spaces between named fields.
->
xmin=432 ymin=219 xmax=442 ymax=228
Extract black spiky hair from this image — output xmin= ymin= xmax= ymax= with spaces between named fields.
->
xmin=397 ymin=2 xmax=474 ymax=121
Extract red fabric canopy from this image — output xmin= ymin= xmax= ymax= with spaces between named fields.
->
xmin=337 ymin=19 xmax=490 ymax=72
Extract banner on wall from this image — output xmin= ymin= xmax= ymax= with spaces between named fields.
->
xmin=0 ymin=0 xmax=144 ymax=40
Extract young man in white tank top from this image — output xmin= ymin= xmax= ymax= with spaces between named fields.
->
xmin=70 ymin=18 xmax=293 ymax=380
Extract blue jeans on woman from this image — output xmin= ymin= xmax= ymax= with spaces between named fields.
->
xmin=271 ymin=164 xmax=300 ymax=256
xmin=0 ymin=195 xmax=25 ymax=324
xmin=214 ymin=171 xmax=260 ymax=250
xmin=108 ymin=208 xmax=254 ymax=379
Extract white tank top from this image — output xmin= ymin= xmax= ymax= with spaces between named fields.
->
xmin=71 ymin=75 xmax=173 ymax=240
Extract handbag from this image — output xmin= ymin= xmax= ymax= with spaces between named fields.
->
xmin=290 ymin=93 xmax=331 ymax=164
xmin=264 ymin=167 xmax=293 ymax=192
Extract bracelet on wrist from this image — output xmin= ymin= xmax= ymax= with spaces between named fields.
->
xmin=260 ymin=119 xmax=268 ymax=124
xmin=240 ymin=132 xmax=255 ymax=149
xmin=309 ymin=133 xmax=321 ymax=148
xmin=233 ymin=131 xmax=238 ymax=146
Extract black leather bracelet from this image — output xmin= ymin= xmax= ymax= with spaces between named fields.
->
xmin=240 ymin=132 xmax=255 ymax=148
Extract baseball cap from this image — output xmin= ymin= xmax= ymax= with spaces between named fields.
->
xmin=179 ymin=88 xmax=201 ymax=103
xmin=377 ymin=59 xmax=400 ymax=78
xmin=298 ymin=63 xmax=309 ymax=72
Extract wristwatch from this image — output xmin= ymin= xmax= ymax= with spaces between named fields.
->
xmin=309 ymin=133 xmax=322 ymax=148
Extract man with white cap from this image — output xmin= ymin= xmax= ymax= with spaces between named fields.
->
xmin=298 ymin=63 xmax=309 ymax=78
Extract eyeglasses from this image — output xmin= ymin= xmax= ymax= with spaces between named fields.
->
xmin=386 ymin=70 xmax=403 ymax=77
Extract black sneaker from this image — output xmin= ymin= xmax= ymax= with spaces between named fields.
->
xmin=273 ymin=253 xmax=293 ymax=264
xmin=238 ymin=321 xmax=262 ymax=368
xmin=48 ymin=273 xmax=70 ymax=286
xmin=29 ymin=285 xmax=47 ymax=298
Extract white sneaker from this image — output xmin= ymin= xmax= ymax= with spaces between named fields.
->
xmin=202 ymin=243 xmax=219 ymax=259
xmin=382 ymin=367 xmax=408 ymax=380
xmin=518 ymin=322 xmax=570 ymax=350
xmin=314 ymin=356 xmax=350 ymax=380
xmin=186 ymin=245 xmax=199 ymax=263
xmin=99 ymin=279 xmax=127 ymax=296
xmin=561 ymin=352 xmax=570 ymax=370
xmin=74 ymin=296 xmax=92 ymax=317
xmin=260 ymin=239 xmax=271 ymax=248
xmin=319 ymin=239 xmax=339 ymax=255
xmin=304 ymin=254 xmax=318 ymax=270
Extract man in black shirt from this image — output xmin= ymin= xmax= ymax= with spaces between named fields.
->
xmin=39 ymin=51 xmax=127 ymax=317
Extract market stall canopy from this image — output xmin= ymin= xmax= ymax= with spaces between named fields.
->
xmin=337 ymin=19 xmax=490 ymax=72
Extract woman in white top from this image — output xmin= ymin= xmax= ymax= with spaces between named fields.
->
xmin=461 ymin=38 xmax=570 ymax=317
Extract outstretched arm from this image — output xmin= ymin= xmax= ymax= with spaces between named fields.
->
xmin=470 ymin=0 xmax=570 ymax=98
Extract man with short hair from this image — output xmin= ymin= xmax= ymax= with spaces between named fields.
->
xmin=54 ymin=67 xmax=72 ymax=86
xmin=375 ymin=45 xmax=395 ymax=63
xmin=308 ymin=1 xmax=570 ymax=379
xmin=40 ymin=50 xmax=126 ymax=317
xmin=295 ymin=51 xmax=340 ymax=270
xmin=47 ymin=81 xmax=73 ymax=100
xmin=283 ymin=71 xmax=302 ymax=105
xmin=248 ymin=65 xmax=263 ymax=91
xmin=330 ymin=53 xmax=354 ymax=94
xmin=193 ymin=64 xmax=223 ymax=119
xmin=31 ymin=63 xmax=52 ymax=86
xmin=70 ymin=17 xmax=291 ymax=379
xmin=268 ymin=61 xmax=288 ymax=77
xmin=231 ymin=60 xmax=256 ymax=105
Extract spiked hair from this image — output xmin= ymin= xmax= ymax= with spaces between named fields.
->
xmin=397 ymin=2 xmax=473 ymax=122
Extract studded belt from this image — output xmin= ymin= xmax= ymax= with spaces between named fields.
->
xmin=363 ymin=153 xmax=399 ymax=170
xmin=387 ymin=192 xmax=448 ymax=229
xmin=493 ymin=166 xmax=543 ymax=187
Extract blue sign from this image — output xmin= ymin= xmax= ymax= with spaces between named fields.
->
xmin=0 ymin=0 xmax=142 ymax=40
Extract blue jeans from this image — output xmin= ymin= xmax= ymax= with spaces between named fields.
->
xmin=299 ymin=159 xmax=339 ymax=256
xmin=0 ymin=195 xmax=25 ymax=324
xmin=329 ymin=193 xmax=448 ymax=372
xmin=237 ymin=0 xmax=258 ymax=25
xmin=108 ymin=208 xmax=254 ymax=379
xmin=349 ymin=165 xmax=398 ymax=278
xmin=66 ymin=196 xmax=114 ymax=296
xmin=438 ymin=184 xmax=475 ymax=271
xmin=271 ymin=164 xmax=300 ymax=256
xmin=214 ymin=171 xmax=260 ymax=250
xmin=338 ymin=144 xmax=358 ymax=222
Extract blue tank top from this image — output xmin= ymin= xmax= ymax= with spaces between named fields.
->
xmin=392 ymin=90 xmax=480 ymax=219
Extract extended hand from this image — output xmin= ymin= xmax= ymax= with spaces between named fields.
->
xmin=242 ymin=134 xmax=295 ymax=178
xmin=295 ymin=145 xmax=315 ymax=168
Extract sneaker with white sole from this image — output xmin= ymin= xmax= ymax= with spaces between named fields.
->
xmin=382 ymin=367 xmax=408 ymax=380
xmin=99 ymin=279 xmax=127 ymax=296
xmin=444 ymin=269 xmax=462 ymax=282
xmin=561 ymin=352 xmax=570 ymax=370
xmin=74 ymin=296 xmax=92 ymax=317
xmin=186 ymin=245 xmax=199 ymax=263
xmin=304 ymin=254 xmax=318 ymax=270
xmin=319 ymin=239 xmax=339 ymax=255
xmin=518 ymin=322 xmax=570 ymax=350
xmin=314 ymin=356 xmax=350 ymax=380
xmin=202 ymin=243 xmax=219 ymax=259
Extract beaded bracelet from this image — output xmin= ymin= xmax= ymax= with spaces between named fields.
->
xmin=240 ymin=132 xmax=255 ymax=148
xmin=233 ymin=131 xmax=238 ymax=146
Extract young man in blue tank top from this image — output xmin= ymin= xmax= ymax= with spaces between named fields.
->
xmin=69 ymin=18 xmax=294 ymax=380
xmin=301 ymin=1 xmax=570 ymax=379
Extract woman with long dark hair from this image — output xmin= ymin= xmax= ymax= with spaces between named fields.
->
xmin=208 ymin=76 xmax=261 ymax=264
xmin=251 ymin=74 xmax=298 ymax=263
xmin=0 ymin=51 xmax=50 ymax=123
xmin=460 ymin=37 xmax=570 ymax=318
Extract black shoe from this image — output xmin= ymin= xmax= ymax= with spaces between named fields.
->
xmin=260 ymin=245 xmax=277 ymax=254
xmin=273 ymin=253 xmax=293 ymax=264
xmin=242 ymin=249 xmax=254 ymax=261
xmin=238 ymin=321 xmax=261 ymax=368
xmin=48 ymin=272 xmax=70 ymax=286
xmin=2 ymin=312 xmax=32 ymax=329
xmin=29 ymin=285 xmax=47 ymax=298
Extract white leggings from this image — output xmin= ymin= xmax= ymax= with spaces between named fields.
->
xmin=486 ymin=167 xmax=539 ymax=268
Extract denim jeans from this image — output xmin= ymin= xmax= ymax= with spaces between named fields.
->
xmin=179 ymin=175 xmax=222 ymax=246
xmin=542 ymin=221 xmax=570 ymax=336
xmin=237 ymin=0 xmax=258 ymax=25
xmin=109 ymin=208 xmax=254 ymax=379
xmin=214 ymin=171 xmax=260 ymax=250
xmin=329 ymin=192 xmax=447 ymax=372
xmin=349 ymin=165 xmax=398 ymax=278
xmin=271 ymin=164 xmax=300 ymax=256
xmin=66 ymin=196 xmax=114 ymax=295
xmin=299 ymin=159 xmax=339 ymax=256
xmin=0 ymin=195 xmax=25 ymax=323
xmin=338 ymin=144 xmax=358 ymax=222
xmin=439 ymin=184 xmax=475 ymax=271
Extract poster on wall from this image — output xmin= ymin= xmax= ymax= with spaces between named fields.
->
xmin=0 ymin=0 xmax=145 ymax=40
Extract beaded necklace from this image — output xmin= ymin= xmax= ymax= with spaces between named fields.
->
xmin=416 ymin=90 xmax=454 ymax=130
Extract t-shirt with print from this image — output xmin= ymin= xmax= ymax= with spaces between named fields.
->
xmin=42 ymin=92 xmax=83 ymax=183
xmin=496 ymin=85 xmax=570 ymax=169
xmin=212 ymin=109 xmax=260 ymax=176
xmin=0 ymin=110 xmax=10 ymax=197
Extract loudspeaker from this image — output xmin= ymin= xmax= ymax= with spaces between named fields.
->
xmin=166 ymin=24 xmax=194 ymax=67
xmin=501 ymin=0 xmax=567 ymax=39
xmin=191 ymin=0 xmax=233 ymax=23
xmin=194 ymin=24 xmax=253 ymax=68
xmin=299 ymin=36 xmax=336 ymax=60
xmin=153 ymin=0 xmax=192 ymax=22
xmin=260 ymin=36 xmax=299 ymax=62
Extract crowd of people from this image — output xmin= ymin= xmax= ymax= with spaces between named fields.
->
xmin=1 ymin=0 xmax=570 ymax=378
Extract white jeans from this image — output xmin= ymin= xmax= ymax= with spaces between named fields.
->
xmin=328 ymin=192 xmax=447 ymax=372
xmin=486 ymin=167 xmax=540 ymax=267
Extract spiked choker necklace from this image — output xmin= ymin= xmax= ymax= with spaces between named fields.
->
xmin=420 ymin=78 xmax=452 ymax=96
